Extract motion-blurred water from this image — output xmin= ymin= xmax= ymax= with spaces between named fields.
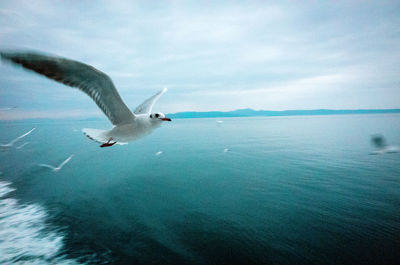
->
xmin=0 ymin=114 xmax=399 ymax=264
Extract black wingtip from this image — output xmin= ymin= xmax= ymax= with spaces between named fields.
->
xmin=0 ymin=50 xmax=18 ymax=58
xmin=0 ymin=51 xmax=19 ymax=64
xmin=0 ymin=50 xmax=52 ymax=62
xmin=0 ymin=51 xmax=9 ymax=61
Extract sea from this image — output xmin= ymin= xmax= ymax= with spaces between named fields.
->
xmin=0 ymin=114 xmax=399 ymax=264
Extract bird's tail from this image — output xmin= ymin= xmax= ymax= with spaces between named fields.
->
xmin=82 ymin=128 xmax=109 ymax=144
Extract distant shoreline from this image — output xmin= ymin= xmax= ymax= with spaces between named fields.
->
xmin=168 ymin=108 xmax=400 ymax=119
xmin=0 ymin=109 xmax=399 ymax=122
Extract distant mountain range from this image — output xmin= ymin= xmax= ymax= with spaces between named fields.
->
xmin=167 ymin=108 xmax=400 ymax=119
xmin=2 ymin=108 xmax=399 ymax=122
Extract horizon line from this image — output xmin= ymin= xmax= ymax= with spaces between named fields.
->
xmin=1 ymin=108 xmax=400 ymax=121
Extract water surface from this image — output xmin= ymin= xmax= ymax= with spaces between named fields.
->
xmin=0 ymin=114 xmax=399 ymax=264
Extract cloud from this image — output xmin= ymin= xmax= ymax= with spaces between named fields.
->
xmin=0 ymin=109 xmax=103 ymax=121
xmin=0 ymin=0 xmax=399 ymax=119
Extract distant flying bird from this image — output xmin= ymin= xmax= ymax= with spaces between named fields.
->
xmin=370 ymin=134 xmax=400 ymax=155
xmin=38 ymin=155 xmax=74 ymax=172
xmin=223 ymin=148 xmax=230 ymax=152
xmin=0 ymin=128 xmax=35 ymax=148
xmin=1 ymin=51 xmax=171 ymax=148
xmin=216 ymin=120 xmax=223 ymax=124
xmin=155 ymin=151 xmax=163 ymax=156
xmin=0 ymin=106 xmax=17 ymax=111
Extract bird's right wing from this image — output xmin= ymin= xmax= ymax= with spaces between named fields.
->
xmin=16 ymin=142 xmax=30 ymax=149
xmin=1 ymin=51 xmax=135 ymax=126
xmin=134 ymin=88 xmax=167 ymax=115
xmin=58 ymin=155 xmax=74 ymax=169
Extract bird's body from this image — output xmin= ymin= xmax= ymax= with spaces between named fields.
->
xmin=1 ymin=51 xmax=171 ymax=147
xmin=108 ymin=114 xmax=162 ymax=142
xmin=83 ymin=114 xmax=163 ymax=144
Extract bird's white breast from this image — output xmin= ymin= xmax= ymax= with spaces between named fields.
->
xmin=107 ymin=115 xmax=160 ymax=143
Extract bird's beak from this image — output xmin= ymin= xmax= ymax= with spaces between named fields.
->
xmin=161 ymin=117 xmax=172 ymax=121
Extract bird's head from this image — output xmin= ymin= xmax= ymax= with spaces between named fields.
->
xmin=149 ymin=112 xmax=171 ymax=122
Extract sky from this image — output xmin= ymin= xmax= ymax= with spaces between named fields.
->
xmin=0 ymin=0 xmax=399 ymax=120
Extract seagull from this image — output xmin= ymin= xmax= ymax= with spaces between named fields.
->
xmin=155 ymin=151 xmax=163 ymax=156
xmin=370 ymin=134 xmax=400 ymax=155
xmin=0 ymin=106 xmax=17 ymax=111
xmin=1 ymin=51 xmax=172 ymax=148
xmin=38 ymin=155 xmax=74 ymax=172
xmin=0 ymin=128 xmax=35 ymax=148
xmin=223 ymin=148 xmax=230 ymax=153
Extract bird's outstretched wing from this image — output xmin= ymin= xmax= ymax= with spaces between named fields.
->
xmin=57 ymin=155 xmax=73 ymax=169
xmin=16 ymin=142 xmax=30 ymax=149
xmin=5 ymin=128 xmax=35 ymax=146
xmin=38 ymin=164 xmax=56 ymax=170
xmin=134 ymin=88 xmax=167 ymax=115
xmin=1 ymin=51 xmax=135 ymax=126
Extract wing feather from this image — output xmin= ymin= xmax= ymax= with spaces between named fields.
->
xmin=134 ymin=88 xmax=167 ymax=115
xmin=1 ymin=51 xmax=134 ymax=125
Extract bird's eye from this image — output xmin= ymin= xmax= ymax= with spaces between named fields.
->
xmin=155 ymin=114 xmax=160 ymax=118
xmin=150 ymin=114 xmax=153 ymax=118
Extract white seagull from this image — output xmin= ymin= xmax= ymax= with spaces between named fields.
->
xmin=1 ymin=51 xmax=171 ymax=148
xmin=0 ymin=128 xmax=35 ymax=148
xmin=38 ymin=155 xmax=74 ymax=172
xmin=0 ymin=106 xmax=17 ymax=111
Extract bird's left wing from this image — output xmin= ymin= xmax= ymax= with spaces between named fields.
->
xmin=1 ymin=51 xmax=135 ymax=126
xmin=134 ymin=88 xmax=167 ymax=115
xmin=38 ymin=164 xmax=55 ymax=170
xmin=8 ymin=128 xmax=35 ymax=145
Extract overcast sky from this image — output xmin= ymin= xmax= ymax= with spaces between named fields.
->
xmin=0 ymin=0 xmax=399 ymax=119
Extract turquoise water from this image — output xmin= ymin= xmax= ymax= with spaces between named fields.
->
xmin=1 ymin=114 xmax=399 ymax=264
